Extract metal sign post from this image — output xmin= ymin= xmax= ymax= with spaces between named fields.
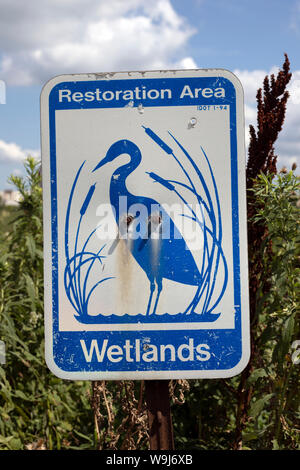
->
xmin=145 ymin=380 xmax=174 ymax=450
xmin=41 ymin=69 xmax=249 ymax=379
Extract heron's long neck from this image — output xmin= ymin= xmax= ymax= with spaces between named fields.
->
xmin=110 ymin=141 xmax=142 ymax=209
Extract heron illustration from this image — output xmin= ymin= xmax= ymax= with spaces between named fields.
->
xmin=93 ymin=139 xmax=204 ymax=316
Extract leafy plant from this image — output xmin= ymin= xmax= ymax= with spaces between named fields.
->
xmin=0 ymin=54 xmax=298 ymax=451
xmin=243 ymin=170 xmax=300 ymax=449
xmin=171 ymin=167 xmax=299 ymax=450
xmin=0 ymin=157 xmax=94 ymax=450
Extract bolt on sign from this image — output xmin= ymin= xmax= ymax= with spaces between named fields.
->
xmin=41 ymin=69 xmax=250 ymax=380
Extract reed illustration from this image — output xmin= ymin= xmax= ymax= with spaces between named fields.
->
xmin=64 ymin=126 xmax=228 ymax=323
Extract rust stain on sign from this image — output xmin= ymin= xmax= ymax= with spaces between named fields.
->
xmin=116 ymin=237 xmax=135 ymax=314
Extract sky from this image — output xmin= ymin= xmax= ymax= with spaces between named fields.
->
xmin=0 ymin=0 xmax=299 ymax=189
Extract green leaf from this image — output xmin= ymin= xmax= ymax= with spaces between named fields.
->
xmin=247 ymin=368 xmax=268 ymax=385
xmin=273 ymin=313 xmax=295 ymax=367
xmin=249 ymin=394 xmax=274 ymax=419
xmin=25 ymin=235 xmax=36 ymax=260
xmin=14 ymin=390 xmax=33 ymax=401
xmin=272 ymin=439 xmax=280 ymax=450
xmin=59 ymin=421 xmax=73 ymax=432
xmin=282 ymin=314 xmax=295 ymax=351
xmin=23 ymin=274 xmax=36 ymax=307
xmin=73 ymin=429 xmax=94 ymax=444
xmin=243 ymin=432 xmax=259 ymax=442
xmin=8 ymin=437 xmax=22 ymax=450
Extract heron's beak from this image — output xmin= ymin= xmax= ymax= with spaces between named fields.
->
xmin=92 ymin=154 xmax=111 ymax=172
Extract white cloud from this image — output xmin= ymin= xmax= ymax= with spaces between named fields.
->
xmin=0 ymin=139 xmax=39 ymax=163
xmin=0 ymin=0 xmax=298 ymax=172
xmin=175 ymin=57 xmax=198 ymax=69
xmin=0 ymin=0 xmax=196 ymax=86
xmin=234 ymin=69 xmax=267 ymax=104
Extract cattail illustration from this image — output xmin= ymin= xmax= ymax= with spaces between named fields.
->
xmin=80 ymin=183 xmax=96 ymax=216
xmin=64 ymin=126 xmax=228 ymax=322
xmin=64 ymin=166 xmax=113 ymax=320
xmin=143 ymin=128 xmax=228 ymax=317
xmin=142 ymin=126 xmax=173 ymax=154
xmin=146 ymin=172 xmax=175 ymax=191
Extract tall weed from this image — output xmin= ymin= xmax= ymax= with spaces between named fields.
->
xmin=0 ymin=158 xmax=93 ymax=450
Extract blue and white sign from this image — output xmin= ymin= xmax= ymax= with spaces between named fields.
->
xmin=41 ymin=69 xmax=250 ymax=380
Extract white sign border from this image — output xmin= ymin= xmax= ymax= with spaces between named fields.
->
xmin=41 ymin=69 xmax=250 ymax=380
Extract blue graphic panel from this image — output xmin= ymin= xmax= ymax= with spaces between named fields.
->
xmin=46 ymin=74 xmax=245 ymax=377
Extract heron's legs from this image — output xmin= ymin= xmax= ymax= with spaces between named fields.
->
xmin=146 ymin=279 xmax=156 ymax=316
xmin=151 ymin=278 xmax=162 ymax=315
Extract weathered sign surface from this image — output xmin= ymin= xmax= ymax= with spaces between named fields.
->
xmin=41 ymin=69 xmax=250 ymax=379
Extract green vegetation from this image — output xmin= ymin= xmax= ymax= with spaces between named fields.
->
xmin=0 ymin=158 xmax=93 ymax=450
xmin=171 ymin=169 xmax=299 ymax=450
xmin=0 ymin=157 xmax=298 ymax=450
xmin=0 ymin=56 xmax=299 ymax=450
xmin=0 ymin=204 xmax=16 ymax=239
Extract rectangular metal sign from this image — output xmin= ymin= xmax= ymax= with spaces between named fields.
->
xmin=41 ymin=69 xmax=250 ymax=379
